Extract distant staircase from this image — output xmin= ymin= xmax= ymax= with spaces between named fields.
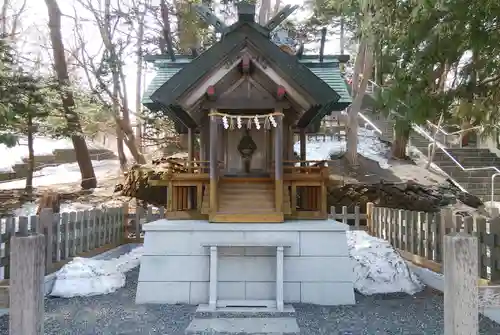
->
xmin=353 ymin=81 xmax=500 ymax=202
xmin=0 ymin=147 xmax=116 ymax=182
xmin=201 ymin=178 xmax=291 ymax=222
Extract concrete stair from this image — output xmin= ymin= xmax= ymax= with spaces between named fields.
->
xmin=357 ymin=97 xmax=500 ymax=202
xmin=185 ymin=306 xmax=300 ymax=335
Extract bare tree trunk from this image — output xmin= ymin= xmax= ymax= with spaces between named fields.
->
xmin=1 ymin=0 xmax=9 ymax=35
xmin=339 ymin=17 xmax=344 ymax=55
xmin=347 ymin=40 xmax=374 ymax=166
xmin=259 ymin=0 xmax=271 ymax=25
xmin=173 ymin=0 xmax=198 ymax=150
xmin=25 ymin=114 xmax=34 ymax=197
xmin=160 ymin=0 xmax=175 ymax=57
xmin=135 ymin=4 xmax=145 ymax=153
xmin=392 ymin=120 xmax=411 ymax=159
xmin=44 ymin=0 xmax=96 ymax=189
xmin=77 ymin=0 xmax=144 ymax=165
xmin=272 ymin=0 xmax=281 ymax=16
xmin=116 ymin=125 xmax=127 ymax=170
xmin=461 ymin=119 xmax=472 ymax=147
xmin=425 ymin=113 xmax=444 ymax=168
xmin=1 ymin=0 xmax=27 ymax=39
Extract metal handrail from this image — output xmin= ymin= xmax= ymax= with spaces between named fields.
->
xmin=361 ymin=79 xmax=500 ymax=205
xmin=358 ymin=111 xmax=383 ymax=134
xmin=425 ymin=121 xmax=482 ymax=147
xmin=426 ymin=121 xmax=482 ymax=136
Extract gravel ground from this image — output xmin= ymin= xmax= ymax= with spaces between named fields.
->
xmin=1 ymin=268 xmax=500 ymax=335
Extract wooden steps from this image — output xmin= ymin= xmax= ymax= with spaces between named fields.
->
xmin=200 ymin=179 xmax=291 ymax=222
xmin=210 ymin=212 xmax=284 ymax=223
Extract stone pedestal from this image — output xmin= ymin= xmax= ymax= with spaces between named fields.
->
xmin=136 ymin=220 xmax=356 ymax=306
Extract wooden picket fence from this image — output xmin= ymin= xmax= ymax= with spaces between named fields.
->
xmin=330 ymin=203 xmax=500 ymax=283
xmin=0 ymin=204 xmax=167 ymax=280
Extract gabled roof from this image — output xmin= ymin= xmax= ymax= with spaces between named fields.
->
xmin=149 ymin=23 xmax=347 ymax=127
xmin=144 ymin=55 xmax=351 ymax=109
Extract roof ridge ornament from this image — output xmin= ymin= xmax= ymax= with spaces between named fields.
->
xmin=193 ymin=2 xmax=298 ymax=36
xmin=193 ymin=4 xmax=228 ymax=34
xmin=264 ymin=5 xmax=299 ymax=32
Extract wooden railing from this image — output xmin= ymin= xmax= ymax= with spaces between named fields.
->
xmin=0 ymin=203 xmax=167 ymax=281
xmin=273 ymin=160 xmax=329 ymax=175
xmin=152 ymin=159 xmax=210 ymax=174
xmin=330 ymin=203 xmax=500 ymax=283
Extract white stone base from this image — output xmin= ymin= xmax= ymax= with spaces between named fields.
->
xmin=136 ymin=219 xmax=356 ymax=306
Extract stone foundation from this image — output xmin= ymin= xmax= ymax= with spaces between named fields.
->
xmin=136 ymin=220 xmax=356 ymax=306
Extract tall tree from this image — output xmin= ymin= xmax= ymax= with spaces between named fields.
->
xmin=373 ymin=0 xmax=500 ymax=158
xmin=132 ymin=0 xmax=149 ymax=154
xmin=74 ymin=0 xmax=146 ymax=168
xmin=0 ymin=0 xmax=27 ymax=39
xmin=44 ymin=0 xmax=97 ymax=189
xmin=0 ymin=73 xmax=60 ymax=194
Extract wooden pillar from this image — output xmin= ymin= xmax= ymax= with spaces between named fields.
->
xmin=288 ymin=125 xmax=294 ymax=161
xmin=187 ymin=128 xmax=194 ymax=172
xmin=200 ymin=116 xmax=210 ymax=171
xmin=209 ymin=113 xmax=218 ymax=214
xmin=444 ymin=233 xmax=479 ymax=335
xmin=299 ymin=128 xmax=306 ymax=165
xmin=275 ymin=115 xmax=283 ymax=213
xmin=187 ymin=128 xmax=194 ymax=207
xmin=10 ymin=234 xmax=45 ymax=335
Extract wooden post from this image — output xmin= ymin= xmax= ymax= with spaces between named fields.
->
xmin=209 ymin=112 xmax=218 ymax=214
xmin=299 ymin=127 xmax=306 ymax=166
xmin=39 ymin=209 xmax=54 ymax=273
xmin=287 ymin=125 xmax=294 ymax=161
xmin=187 ymin=127 xmax=194 ymax=208
xmin=366 ymin=202 xmax=374 ymax=233
xmin=444 ymin=233 xmax=478 ymax=335
xmin=122 ymin=202 xmax=129 ymax=243
xmin=199 ymin=118 xmax=208 ymax=164
xmin=9 ymin=234 xmax=45 ymax=335
xmin=274 ymin=114 xmax=283 ymax=214
xmin=187 ymin=127 xmax=194 ymax=173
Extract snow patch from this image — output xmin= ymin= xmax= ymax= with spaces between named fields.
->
xmin=13 ymin=201 xmax=95 ymax=217
xmin=49 ymin=230 xmax=424 ymax=299
xmin=294 ymin=127 xmax=390 ymax=169
xmin=347 ymin=230 xmax=424 ymax=295
xmin=0 ymin=136 xmax=106 ymax=173
xmin=50 ymin=246 xmax=144 ymax=298
xmin=0 ymin=159 xmax=120 ymax=190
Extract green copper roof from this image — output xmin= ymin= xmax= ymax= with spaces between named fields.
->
xmin=142 ymin=56 xmax=352 ymax=109
xmin=143 ymin=65 xmax=183 ymax=104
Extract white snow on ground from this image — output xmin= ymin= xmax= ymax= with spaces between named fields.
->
xmin=13 ymin=201 xmax=95 ymax=217
xmin=0 ymin=159 xmax=120 ymax=190
xmin=347 ymin=230 xmax=424 ymax=295
xmin=0 ymin=136 xmax=105 ymax=172
xmin=294 ymin=127 xmax=391 ymax=169
xmin=50 ymin=246 xmax=144 ymax=298
xmin=49 ymin=230 xmax=424 ymax=298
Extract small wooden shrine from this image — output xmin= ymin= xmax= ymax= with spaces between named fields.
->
xmin=143 ymin=3 xmax=351 ymax=223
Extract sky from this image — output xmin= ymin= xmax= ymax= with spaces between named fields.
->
xmin=19 ymin=0 xmax=346 ymax=117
